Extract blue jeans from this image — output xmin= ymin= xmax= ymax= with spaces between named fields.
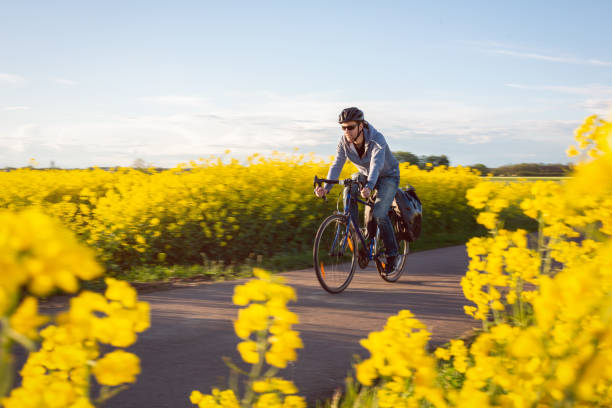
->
xmin=343 ymin=174 xmax=399 ymax=258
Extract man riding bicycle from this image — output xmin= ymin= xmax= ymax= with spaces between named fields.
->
xmin=314 ymin=107 xmax=401 ymax=274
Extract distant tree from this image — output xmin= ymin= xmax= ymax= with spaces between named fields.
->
xmin=470 ymin=163 xmax=490 ymax=175
xmin=393 ymin=152 xmax=451 ymax=169
xmin=424 ymin=154 xmax=450 ymax=167
xmin=492 ymin=163 xmax=571 ymax=177
xmin=393 ymin=151 xmax=420 ymax=166
xmin=132 ymin=158 xmax=149 ymax=169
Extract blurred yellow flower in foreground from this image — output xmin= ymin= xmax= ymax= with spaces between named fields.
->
xmin=92 ymin=350 xmax=141 ymax=386
xmin=191 ymin=268 xmax=305 ymax=408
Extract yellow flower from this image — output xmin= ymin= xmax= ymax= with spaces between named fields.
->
xmin=434 ymin=347 xmax=451 ymax=360
xmin=476 ymin=211 xmax=498 ymax=230
xmin=266 ymin=330 xmax=303 ymax=368
xmin=234 ymin=303 xmax=270 ymax=339
xmin=92 ymin=350 xmax=140 ymax=386
xmin=566 ymin=145 xmax=580 ymax=157
xmin=355 ymin=359 xmax=377 ymax=386
xmin=282 ymin=395 xmax=307 ymax=408
xmin=104 ymin=277 xmax=137 ymax=308
xmin=189 ymin=388 xmax=239 ymax=408
xmin=237 ymin=340 xmax=259 ymax=364
xmin=0 ymin=209 xmax=103 ymax=296
xmin=9 ymin=296 xmax=49 ymax=340
xmin=254 ymin=392 xmax=282 ymax=408
xmin=252 ymin=378 xmax=298 ymax=394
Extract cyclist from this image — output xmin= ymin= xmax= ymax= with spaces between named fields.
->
xmin=314 ymin=107 xmax=401 ymax=274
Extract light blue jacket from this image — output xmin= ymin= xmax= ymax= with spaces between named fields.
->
xmin=325 ymin=123 xmax=400 ymax=192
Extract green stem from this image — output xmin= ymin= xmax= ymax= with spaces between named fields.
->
xmin=6 ymin=327 xmax=36 ymax=352
xmin=517 ymin=279 xmax=525 ymax=326
xmin=0 ymin=322 xmax=14 ymax=400
xmin=241 ymin=330 xmax=268 ymax=408
xmin=0 ymin=288 xmax=21 ymax=401
xmin=94 ymin=385 xmax=128 ymax=406
xmin=85 ymin=359 xmax=92 ymax=404
xmin=492 ymin=308 xmax=501 ymax=325
xmin=542 ymin=237 xmax=557 ymax=276
xmin=537 ymin=214 xmax=546 ymax=275
xmin=262 ymin=366 xmax=279 ymax=379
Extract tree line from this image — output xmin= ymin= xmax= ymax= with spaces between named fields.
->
xmin=393 ymin=152 xmax=572 ymax=176
xmin=4 ymin=154 xmax=572 ymax=177
xmin=393 ymin=152 xmax=450 ymax=169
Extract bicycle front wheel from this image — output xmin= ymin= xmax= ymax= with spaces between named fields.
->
xmin=313 ymin=214 xmax=357 ymax=294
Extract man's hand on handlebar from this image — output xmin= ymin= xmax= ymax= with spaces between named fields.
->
xmin=314 ymin=186 xmax=327 ymax=198
xmin=361 ymin=187 xmax=371 ymax=199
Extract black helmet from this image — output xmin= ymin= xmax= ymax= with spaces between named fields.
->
xmin=338 ymin=107 xmax=364 ymax=123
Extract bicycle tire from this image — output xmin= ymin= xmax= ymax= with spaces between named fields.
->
xmin=313 ymin=214 xmax=357 ymax=293
xmin=376 ymin=211 xmax=410 ymax=282
xmin=377 ymin=239 xmax=409 ymax=282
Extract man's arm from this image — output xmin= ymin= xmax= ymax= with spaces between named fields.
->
xmin=324 ymin=139 xmax=346 ymax=192
xmin=366 ymin=138 xmax=386 ymax=190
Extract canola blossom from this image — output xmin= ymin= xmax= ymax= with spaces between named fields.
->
xmin=355 ymin=310 xmax=447 ymax=407
xmin=191 ymin=268 xmax=305 ymax=408
xmin=0 ymin=154 xmax=484 ymax=273
xmin=0 ymin=209 xmax=149 ymax=407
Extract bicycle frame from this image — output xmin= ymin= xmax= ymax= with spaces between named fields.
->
xmin=334 ymin=187 xmax=380 ymax=261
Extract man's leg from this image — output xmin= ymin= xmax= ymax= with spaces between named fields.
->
xmin=373 ymin=176 xmax=400 ymax=258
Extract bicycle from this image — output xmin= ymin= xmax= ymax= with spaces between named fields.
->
xmin=312 ymin=175 xmax=409 ymax=294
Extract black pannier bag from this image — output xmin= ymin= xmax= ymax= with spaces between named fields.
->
xmin=363 ymin=184 xmax=422 ymax=242
xmin=392 ymin=184 xmax=422 ymax=242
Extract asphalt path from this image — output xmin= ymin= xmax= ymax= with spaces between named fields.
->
xmin=31 ymin=244 xmax=478 ymax=407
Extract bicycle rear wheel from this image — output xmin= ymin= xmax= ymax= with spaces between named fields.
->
xmin=313 ymin=214 xmax=357 ymax=293
xmin=376 ymin=211 xmax=410 ymax=282
xmin=377 ymin=238 xmax=409 ymax=282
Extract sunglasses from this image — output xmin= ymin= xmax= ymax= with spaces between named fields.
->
xmin=341 ymin=124 xmax=357 ymax=131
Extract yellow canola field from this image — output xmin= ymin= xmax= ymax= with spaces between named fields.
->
xmin=1 ymin=114 xmax=610 ymax=407
xmin=0 ymin=153 xmax=488 ymax=272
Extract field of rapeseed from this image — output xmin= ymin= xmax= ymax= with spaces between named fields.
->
xmin=0 ymin=152 xmax=491 ymax=278
xmin=2 ymin=112 xmax=608 ymax=407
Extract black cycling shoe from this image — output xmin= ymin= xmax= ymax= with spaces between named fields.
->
xmin=384 ymin=255 xmax=402 ymax=275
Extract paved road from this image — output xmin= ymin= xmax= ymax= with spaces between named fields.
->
xmin=101 ymin=245 xmax=477 ymax=407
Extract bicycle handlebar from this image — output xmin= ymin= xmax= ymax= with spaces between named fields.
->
xmin=313 ymin=176 xmax=369 ymax=202
xmin=313 ymin=176 xmax=356 ymax=188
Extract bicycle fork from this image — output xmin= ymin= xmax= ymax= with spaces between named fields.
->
xmin=328 ymin=221 xmax=353 ymax=257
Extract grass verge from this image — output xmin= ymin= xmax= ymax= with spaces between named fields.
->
xmin=100 ymin=230 xmax=482 ymax=288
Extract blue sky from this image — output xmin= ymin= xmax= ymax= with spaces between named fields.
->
xmin=1 ymin=1 xmax=611 ymax=168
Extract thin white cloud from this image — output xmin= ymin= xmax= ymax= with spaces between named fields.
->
xmin=2 ymin=106 xmax=30 ymax=111
xmin=0 ymin=72 xmax=26 ymax=84
xmin=579 ymin=99 xmax=612 ymax=116
xmin=53 ymin=78 xmax=78 ymax=86
xmin=466 ymin=40 xmax=612 ymax=67
xmin=505 ymin=83 xmax=612 ymax=116
xmin=457 ymin=135 xmax=491 ymax=144
xmin=141 ymin=95 xmax=211 ymax=108
xmin=491 ymin=49 xmax=594 ymax=65
xmin=505 ymin=83 xmax=612 ymax=95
